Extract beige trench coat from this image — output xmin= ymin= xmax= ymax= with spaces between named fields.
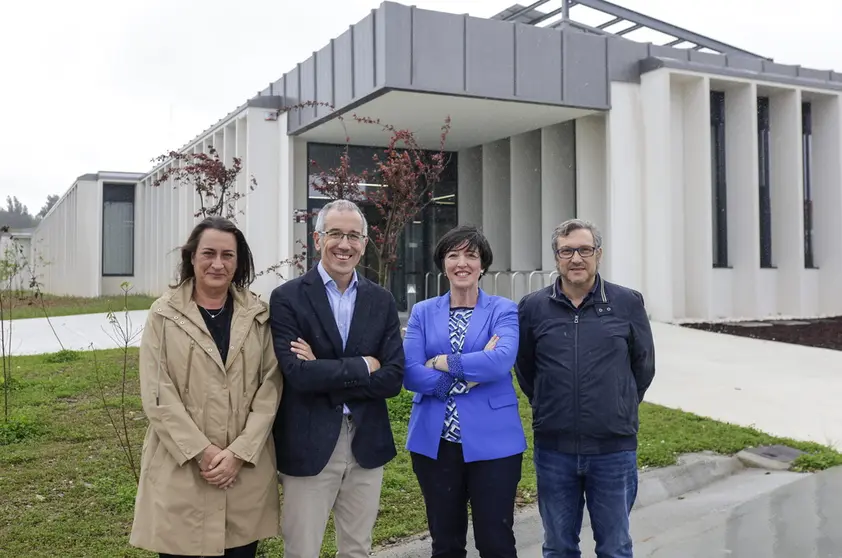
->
xmin=130 ymin=280 xmax=283 ymax=556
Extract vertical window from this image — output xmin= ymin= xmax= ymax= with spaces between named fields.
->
xmin=802 ymin=102 xmax=815 ymax=268
xmin=757 ymin=96 xmax=773 ymax=268
xmin=102 ymin=183 xmax=135 ymax=276
xmin=710 ymin=91 xmax=728 ymax=267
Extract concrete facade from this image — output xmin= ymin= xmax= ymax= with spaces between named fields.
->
xmin=31 ymin=1 xmax=842 ymax=321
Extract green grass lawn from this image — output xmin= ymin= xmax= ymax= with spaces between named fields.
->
xmin=1 ymin=349 xmax=840 ymax=557
xmin=1 ymin=292 xmax=156 ymax=320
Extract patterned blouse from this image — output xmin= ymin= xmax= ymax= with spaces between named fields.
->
xmin=441 ymin=307 xmax=473 ymax=443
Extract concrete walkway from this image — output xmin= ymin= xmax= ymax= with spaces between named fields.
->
xmin=8 ymin=310 xmax=148 ymax=355
xmin=10 ymin=311 xmax=842 ymax=446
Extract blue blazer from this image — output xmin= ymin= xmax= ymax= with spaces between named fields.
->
xmin=403 ymin=289 xmax=527 ymax=463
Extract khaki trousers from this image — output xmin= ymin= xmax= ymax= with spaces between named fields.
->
xmin=280 ymin=415 xmax=384 ymax=558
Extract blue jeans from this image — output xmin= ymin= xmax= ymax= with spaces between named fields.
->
xmin=534 ymin=447 xmax=638 ymax=558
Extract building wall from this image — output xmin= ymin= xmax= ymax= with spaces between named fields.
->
xmin=132 ymin=108 xmax=303 ymax=302
xmin=638 ymin=68 xmax=842 ymax=321
xmin=31 ymin=178 xmax=102 ymax=297
xmin=0 ymin=234 xmax=32 ymax=292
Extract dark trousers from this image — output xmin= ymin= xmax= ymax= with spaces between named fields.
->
xmin=411 ymin=440 xmax=523 ymax=558
xmin=160 ymin=541 xmax=258 ymax=558
xmin=534 ymin=447 xmax=638 ymax=558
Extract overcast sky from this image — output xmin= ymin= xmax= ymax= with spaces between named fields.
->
xmin=1 ymin=0 xmax=839 ymax=214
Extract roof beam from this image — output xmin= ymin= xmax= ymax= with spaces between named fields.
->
xmin=502 ymin=0 xmax=553 ymax=21
xmin=572 ymin=0 xmax=770 ymax=59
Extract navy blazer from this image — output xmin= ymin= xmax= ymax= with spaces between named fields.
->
xmin=403 ymin=289 xmax=527 ymax=463
xmin=269 ymin=267 xmax=405 ymax=477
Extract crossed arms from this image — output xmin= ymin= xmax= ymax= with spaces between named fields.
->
xmin=403 ymin=302 xmax=519 ymax=401
xmin=268 ymin=288 xmax=404 ymax=403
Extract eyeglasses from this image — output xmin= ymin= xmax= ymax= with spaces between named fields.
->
xmin=319 ymin=230 xmax=366 ymax=244
xmin=555 ymin=246 xmax=597 ymax=259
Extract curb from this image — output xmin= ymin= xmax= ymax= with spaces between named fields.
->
xmin=371 ymin=451 xmax=743 ymax=558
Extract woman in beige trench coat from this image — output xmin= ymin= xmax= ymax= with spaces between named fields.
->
xmin=130 ymin=216 xmax=283 ymax=558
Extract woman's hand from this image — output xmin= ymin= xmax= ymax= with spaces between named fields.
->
xmin=201 ymin=449 xmax=244 ymax=490
xmin=484 ymin=334 xmax=500 ymax=350
xmin=197 ymin=444 xmax=224 ymax=471
xmin=291 ymin=338 xmax=316 ymax=361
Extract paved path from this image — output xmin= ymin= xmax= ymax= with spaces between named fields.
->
xmin=520 ymin=466 xmax=842 ymax=557
xmin=8 ymin=310 xmax=148 ymax=355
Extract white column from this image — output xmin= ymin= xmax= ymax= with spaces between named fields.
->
xmin=811 ymin=94 xmax=842 ymax=315
xmin=725 ymin=83 xmax=760 ymax=318
xmin=235 ymin=116 xmax=249 ymax=232
xmin=510 ymin=130 xmax=542 ymax=272
xmin=640 ymin=69 xmax=674 ymax=321
xmin=278 ymin=112 xmax=298 ymax=281
xmin=457 ymin=146 xmax=482 ymax=226
xmin=246 ymin=109 xmax=280 ymax=299
xmin=606 ymin=82 xmax=644 ymax=293
xmin=575 ymin=115 xmax=608 ymax=278
xmin=770 ymin=89 xmax=804 ymax=316
xmin=682 ymin=76 xmax=714 ymax=320
xmin=541 ymin=122 xmax=576 ymax=271
xmin=482 ymin=139 xmax=511 ymax=272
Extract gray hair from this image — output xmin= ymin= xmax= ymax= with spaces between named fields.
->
xmin=314 ymin=199 xmax=368 ymax=236
xmin=551 ymin=218 xmax=603 ymax=253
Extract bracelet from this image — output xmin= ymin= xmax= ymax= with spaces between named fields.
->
xmin=432 ymin=355 xmax=440 ymax=369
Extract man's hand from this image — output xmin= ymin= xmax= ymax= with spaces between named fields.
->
xmin=197 ymin=444 xmax=224 ymax=472
xmin=363 ymin=356 xmax=381 ymax=374
xmin=291 ymin=338 xmax=316 ymax=361
xmin=201 ymin=449 xmax=244 ymax=490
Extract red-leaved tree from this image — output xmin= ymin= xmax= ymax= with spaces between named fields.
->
xmin=293 ymin=106 xmax=452 ymax=289
xmin=152 ymin=105 xmax=452 ymax=289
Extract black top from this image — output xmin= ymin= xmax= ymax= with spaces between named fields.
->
xmin=198 ymin=296 xmax=234 ymax=364
xmin=269 ymin=266 xmax=406 ymax=476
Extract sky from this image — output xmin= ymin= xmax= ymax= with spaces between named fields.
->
xmin=1 ymin=0 xmax=839 ymax=215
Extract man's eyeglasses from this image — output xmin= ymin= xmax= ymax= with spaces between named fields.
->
xmin=555 ymin=246 xmax=597 ymax=259
xmin=319 ymin=230 xmax=366 ymax=244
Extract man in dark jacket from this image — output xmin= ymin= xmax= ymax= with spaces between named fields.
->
xmin=515 ymin=219 xmax=655 ymax=558
xmin=269 ymin=199 xmax=405 ymax=558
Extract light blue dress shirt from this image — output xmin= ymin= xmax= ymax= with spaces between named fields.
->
xmin=317 ymin=261 xmax=366 ymax=415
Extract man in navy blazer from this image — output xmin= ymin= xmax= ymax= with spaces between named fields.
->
xmin=269 ymin=200 xmax=405 ymax=558
xmin=403 ymin=225 xmax=526 ymax=558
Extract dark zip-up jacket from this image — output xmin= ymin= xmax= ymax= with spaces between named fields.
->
xmin=515 ymin=275 xmax=655 ymax=455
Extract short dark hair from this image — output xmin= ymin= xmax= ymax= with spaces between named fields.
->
xmin=433 ymin=225 xmax=493 ymax=276
xmin=174 ymin=216 xmax=256 ymax=289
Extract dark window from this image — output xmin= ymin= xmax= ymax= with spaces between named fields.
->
xmin=306 ymin=143 xmax=458 ymax=311
xmin=757 ymin=96 xmax=773 ymax=268
xmin=102 ymin=183 xmax=135 ymax=276
xmin=710 ymin=91 xmax=728 ymax=267
xmin=802 ymin=102 xmax=815 ymax=268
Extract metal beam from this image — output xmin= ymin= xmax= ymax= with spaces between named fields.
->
xmin=616 ymin=23 xmax=643 ymax=36
xmin=597 ymin=16 xmax=623 ymax=29
xmin=572 ymin=0 xmax=770 ymax=59
xmin=503 ymin=0 xmax=553 ymax=22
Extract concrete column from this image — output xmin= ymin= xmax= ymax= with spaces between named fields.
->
xmin=811 ymin=94 xmax=842 ymax=315
xmin=575 ymin=114 xmax=608 ymax=277
xmin=606 ymin=82 xmax=644 ymax=293
xmin=639 ymin=69 xmax=673 ymax=321
xmin=770 ymin=89 xmax=804 ymax=316
xmin=541 ymin=122 xmax=576 ymax=271
xmin=724 ymin=83 xmax=760 ymax=318
xmin=457 ymin=146 xmax=482 ymax=226
xmin=510 ymin=130 xmax=542 ymax=272
xmin=278 ymin=112 xmax=302 ymax=283
xmin=235 ymin=116 xmax=249 ymax=232
xmin=682 ymin=76 xmax=714 ymax=320
xmin=246 ymin=109 xmax=280 ymax=299
xmin=482 ymin=138 xmax=511 ymax=272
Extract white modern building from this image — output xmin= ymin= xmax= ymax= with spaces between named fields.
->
xmin=32 ymin=0 xmax=842 ymax=322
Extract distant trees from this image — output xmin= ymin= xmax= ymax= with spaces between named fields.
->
xmin=0 ymin=194 xmax=61 ymax=231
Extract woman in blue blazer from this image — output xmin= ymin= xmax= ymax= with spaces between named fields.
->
xmin=403 ymin=225 xmax=526 ymax=558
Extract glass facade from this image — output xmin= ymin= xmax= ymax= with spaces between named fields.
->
xmin=306 ymin=143 xmax=458 ymax=311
